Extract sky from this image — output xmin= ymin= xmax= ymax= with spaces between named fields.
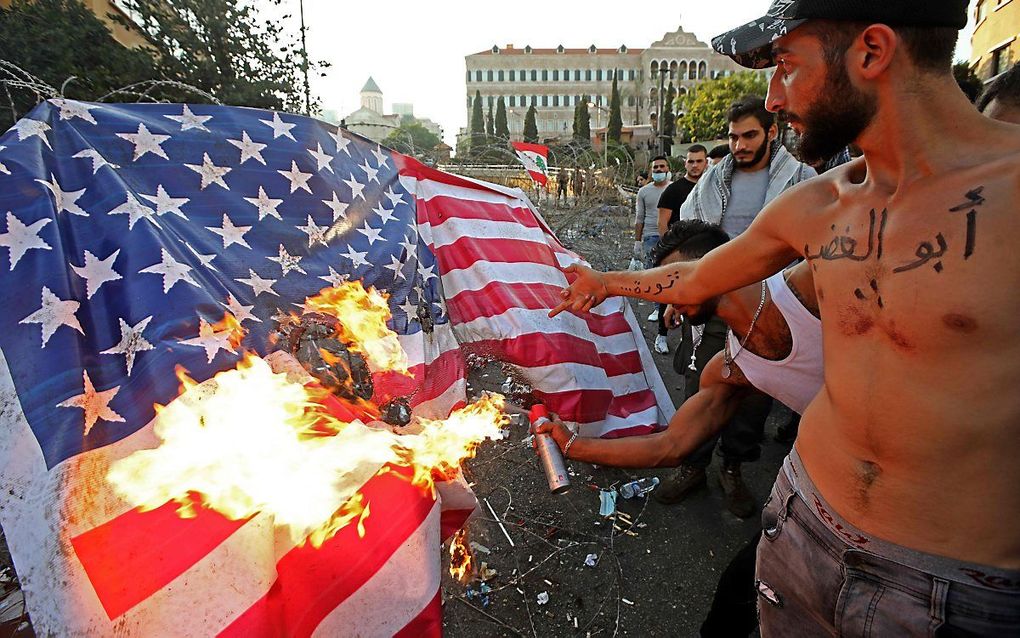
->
xmin=290 ymin=1 xmax=978 ymax=146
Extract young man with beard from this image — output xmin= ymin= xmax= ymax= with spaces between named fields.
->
xmin=550 ymin=1 xmax=1020 ymax=633
xmin=657 ymin=98 xmax=815 ymax=519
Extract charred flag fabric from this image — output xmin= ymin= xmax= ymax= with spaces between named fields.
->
xmin=0 ymin=100 xmax=671 ymax=635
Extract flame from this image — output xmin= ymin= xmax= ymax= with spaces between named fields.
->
xmin=303 ymin=282 xmax=409 ymax=375
xmin=107 ymin=282 xmax=504 ymax=548
xmin=107 ymin=358 xmax=507 ymax=548
xmin=449 ymin=528 xmax=473 ymax=583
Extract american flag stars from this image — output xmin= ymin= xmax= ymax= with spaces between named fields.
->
xmin=0 ymin=99 xmax=426 ymax=456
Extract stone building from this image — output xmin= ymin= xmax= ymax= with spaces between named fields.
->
xmin=344 ymin=78 xmax=444 ymax=144
xmin=970 ymin=0 xmax=1020 ymax=83
xmin=463 ymin=26 xmax=750 ymax=144
xmin=342 ymin=77 xmax=401 ymax=143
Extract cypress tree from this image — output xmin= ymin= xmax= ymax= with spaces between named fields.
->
xmin=495 ymin=96 xmax=510 ymax=140
xmin=577 ymin=96 xmax=591 ymax=145
xmin=486 ymin=100 xmax=495 ymax=139
xmin=662 ymin=82 xmax=677 ymax=155
xmin=523 ymin=105 xmax=538 ymax=143
xmin=608 ymin=74 xmax=623 ymax=143
xmin=470 ymin=90 xmax=485 ymax=147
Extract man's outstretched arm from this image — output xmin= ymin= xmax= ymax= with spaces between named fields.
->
xmin=535 ymin=352 xmax=751 ymax=468
xmin=548 ymin=186 xmax=805 ymax=317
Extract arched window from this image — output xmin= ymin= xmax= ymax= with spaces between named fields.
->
xmin=698 ymin=61 xmax=708 ymax=79
xmin=688 ymin=61 xmax=697 ymax=80
xmin=678 ymin=61 xmax=688 ymax=79
xmin=669 ymin=60 xmax=678 ymax=80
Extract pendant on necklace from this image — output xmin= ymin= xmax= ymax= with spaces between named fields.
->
xmin=721 ymin=362 xmax=732 ymax=379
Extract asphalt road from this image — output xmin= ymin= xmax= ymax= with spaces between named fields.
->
xmin=442 ymin=205 xmax=794 ymax=638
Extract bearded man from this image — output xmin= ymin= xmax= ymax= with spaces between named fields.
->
xmin=550 ymin=1 xmax=1020 ymax=633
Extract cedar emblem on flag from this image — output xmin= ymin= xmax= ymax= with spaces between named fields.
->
xmin=511 ymin=141 xmax=550 ymax=186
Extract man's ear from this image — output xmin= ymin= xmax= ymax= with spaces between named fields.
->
xmin=851 ymin=24 xmax=898 ymax=81
xmin=767 ymin=123 xmax=778 ymax=142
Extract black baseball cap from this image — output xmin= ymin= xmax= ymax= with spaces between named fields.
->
xmin=712 ymin=0 xmax=969 ymax=69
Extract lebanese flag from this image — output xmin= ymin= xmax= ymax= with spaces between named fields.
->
xmin=511 ymin=141 xmax=550 ymax=187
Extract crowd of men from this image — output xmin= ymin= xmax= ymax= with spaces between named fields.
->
xmin=541 ymin=0 xmax=1020 ymax=635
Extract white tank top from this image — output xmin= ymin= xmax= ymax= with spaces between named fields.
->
xmin=726 ymin=272 xmax=822 ymax=414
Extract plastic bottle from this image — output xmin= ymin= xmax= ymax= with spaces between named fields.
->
xmin=529 ymin=404 xmax=571 ymax=494
xmin=619 ymin=477 xmax=660 ymax=499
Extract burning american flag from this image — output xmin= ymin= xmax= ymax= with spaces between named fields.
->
xmin=0 ymin=100 xmax=671 ymax=636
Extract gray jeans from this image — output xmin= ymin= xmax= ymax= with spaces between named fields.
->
xmin=756 ymin=449 xmax=1020 ymax=636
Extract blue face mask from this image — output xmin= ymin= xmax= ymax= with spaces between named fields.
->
xmin=651 ymin=172 xmax=668 ymax=183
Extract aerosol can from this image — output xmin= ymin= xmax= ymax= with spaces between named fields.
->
xmin=529 ymin=404 xmax=571 ymax=494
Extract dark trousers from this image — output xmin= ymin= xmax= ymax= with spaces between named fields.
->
xmin=656 ymin=303 xmax=667 ymax=337
xmin=700 ymin=531 xmax=761 ymax=637
xmin=674 ymin=317 xmax=772 ymax=468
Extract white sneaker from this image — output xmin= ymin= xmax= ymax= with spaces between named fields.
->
xmin=647 ymin=309 xmax=659 ymax=322
xmin=654 ymin=335 xmax=669 ymax=354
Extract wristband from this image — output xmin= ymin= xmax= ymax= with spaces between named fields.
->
xmin=562 ymin=431 xmax=578 ymax=458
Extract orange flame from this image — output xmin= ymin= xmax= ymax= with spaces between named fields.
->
xmin=303 ymin=282 xmax=409 ymax=375
xmin=449 ymin=528 xmax=473 ymax=583
xmin=107 ymin=283 xmax=505 ymax=548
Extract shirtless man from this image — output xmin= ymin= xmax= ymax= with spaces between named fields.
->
xmin=537 ymin=219 xmax=821 ymax=468
xmin=549 ymin=1 xmax=1020 ymax=634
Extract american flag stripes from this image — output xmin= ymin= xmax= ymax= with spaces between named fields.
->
xmin=0 ymin=99 xmax=671 ymax=636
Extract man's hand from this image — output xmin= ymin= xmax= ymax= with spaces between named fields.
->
xmin=549 ymin=263 xmax=609 ymax=317
xmin=533 ymin=413 xmax=574 ymax=453
xmin=663 ymin=304 xmax=682 ymax=329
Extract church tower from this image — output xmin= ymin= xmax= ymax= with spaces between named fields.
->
xmin=360 ymin=77 xmax=383 ymax=114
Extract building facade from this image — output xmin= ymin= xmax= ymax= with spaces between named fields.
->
xmin=970 ymin=0 xmax=1020 ymax=83
xmin=343 ymin=78 xmax=444 ymax=144
xmin=463 ymin=27 xmax=748 ymax=144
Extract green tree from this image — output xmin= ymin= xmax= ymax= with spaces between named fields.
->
xmin=116 ymin=0 xmax=325 ymax=113
xmin=573 ymin=96 xmax=591 ymax=145
xmin=486 ymin=100 xmax=495 ymax=138
xmin=953 ymin=62 xmax=983 ymax=103
xmin=523 ymin=105 xmax=538 ymax=143
xmin=0 ymin=0 xmax=157 ymax=127
xmin=495 ymin=96 xmax=509 ymax=140
xmin=661 ymin=82 xmax=677 ymax=154
xmin=382 ymin=120 xmax=443 ymax=160
xmin=470 ymin=90 xmax=485 ymax=146
xmin=608 ymin=75 xmax=623 ymax=143
xmin=678 ymin=72 xmax=769 ymax=142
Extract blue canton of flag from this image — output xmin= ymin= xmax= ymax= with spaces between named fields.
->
xmin=0 ymin=100 xmax=446 ymax=469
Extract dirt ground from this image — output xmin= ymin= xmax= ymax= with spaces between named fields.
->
xmin=0 ymin=200 xmax=794 ymax=638
xmin=439 ymin=201 xmax=793 ymax=638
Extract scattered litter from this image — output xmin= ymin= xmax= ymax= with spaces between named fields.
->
xmin=622 ymin=598 xmax=635 ymax=606
xmin=501 ymin=377 xmax=512 ymax=394
xmin=516 ymin=587 xmax=525 ymax=595
xmin=619 ymin=477 xmax=660 ymax=499
xmin=709 ymin=549 xmax=715 ymax=558
xmin=465 ymin=582 xmax=491 ymax=608
xmin=521 ymin=434 xmax=535 ymax=447
xmin=537 ymin=591 xmax=550 ymax=605
xmin=584 ymin=553 xmax=599 ymax=567
xmin=528 ymin=554 xmax=533 ymax=562
xmin=478 ymin=562 xmax=498 ymax=581
xmin=542 ymin=579 xmax=553 ymax=587
xmin=599 ymin=489 xmax=617 ymax=517
xmin=574 ymin=616 xmax=579 ymax=629
xmin=636 ymin=522 xmax=648 ymax=529
xmin=469 ymin=542 xmax=491 ymax=555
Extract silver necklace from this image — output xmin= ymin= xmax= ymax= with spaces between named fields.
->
xmin=722 ymin=281 xmax=767 ymax=379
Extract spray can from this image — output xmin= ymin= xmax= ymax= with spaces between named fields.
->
xmin=529 ymin=404 xmax=571 ymax=494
